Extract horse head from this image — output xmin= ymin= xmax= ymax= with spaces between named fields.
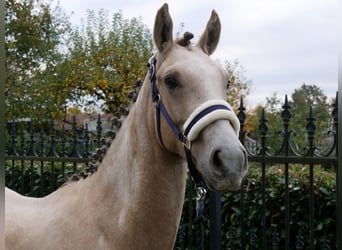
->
xmin=150 ymin=4 xmax=248 ymax=192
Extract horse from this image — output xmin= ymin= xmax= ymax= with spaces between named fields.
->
xmin=5 ymin=3 xmax=248 ymax=249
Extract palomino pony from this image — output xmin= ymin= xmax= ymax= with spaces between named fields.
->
xmin=5 ymin=4 xmax=247 ymax=249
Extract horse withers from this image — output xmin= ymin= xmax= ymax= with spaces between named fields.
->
xmin=5 ymin=3 xmax=247 ymax=249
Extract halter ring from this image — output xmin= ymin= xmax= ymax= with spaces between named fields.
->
xmin=153 ymin=94 xmax=161 ymax=106
xmin=180 ymin=134 xmax=191 ymax=150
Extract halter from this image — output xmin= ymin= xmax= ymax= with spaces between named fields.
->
xmin=147 ymin=55 xmax=240 ymax=228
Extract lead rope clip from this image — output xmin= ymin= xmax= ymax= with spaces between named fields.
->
xmin=195 ymin=186 xmax=207 ymax=222
xmin=195 ymin=186 xmax=207 ymax=250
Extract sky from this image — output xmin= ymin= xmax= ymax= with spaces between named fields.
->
xmin=58 ymin=0 xmax=338 ymax=107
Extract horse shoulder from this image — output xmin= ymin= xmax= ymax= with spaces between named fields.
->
xmin=5 ymin=188 xmax=46 ymax=249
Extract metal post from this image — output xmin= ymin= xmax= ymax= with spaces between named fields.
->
xmin=282 ymin=95 xmax=291 ymax=250
xmin=337 ymin=57 xmax=341 ymax=249
xmin=306 ymin=107 xmax=316 ymax=250
xmin=238 ymin=97 xmax=247 ymax=250
xmin=209 ymin=191 xmax=221 ymax=250
xmin=337 ymin=7 xmax=342 ymax=248
xmin=259 ymin=109 xmax=268 ymax=249
xmin=0 ymin=0 xmax=5 ymax=248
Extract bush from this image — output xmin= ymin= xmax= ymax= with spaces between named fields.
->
xmin=5 ymin=160 xmax=87 ymax=197
xmin=222 ymin=164 xmax=335 ymax=249
xmin=175 ymin=164 xmax=336 ymax=249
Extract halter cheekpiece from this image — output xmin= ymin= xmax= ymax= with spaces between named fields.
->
xmin=147 ymin=56 xmax=240 ymax=186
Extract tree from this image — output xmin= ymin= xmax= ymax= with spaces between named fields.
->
xmin=248 ymin=84 xmax=331 ymax=154
xmin=265 ymin=92 xmax=282 ymax=114
xmin=60 ymin=9 xmax=153 ymax=115
xmin=222 ymin=59 xmax=253 ymax=133
xmin=248 ymin=83 xmax=331 ymax=134
xmin=5 ymin=0 xmax=71 ymax=121
xmin=249 ymin=93 xmax=282 ymax=133
xmin=290 ymin=83 xmax=330 ymax=129
xmin=224 ymin=59 xmax=252 ymax=109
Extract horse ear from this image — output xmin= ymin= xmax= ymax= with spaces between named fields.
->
xmin=197 ymin=10 xmax=221 ymax=55
xmin=154 ymin=3 xmax=173 ymax=53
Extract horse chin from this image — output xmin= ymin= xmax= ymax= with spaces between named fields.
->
xmin=204 ymin=175 xmax=243 ymax=193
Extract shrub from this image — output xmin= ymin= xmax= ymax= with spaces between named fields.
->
xmin=175 ymin=164 xmax=336 ymax=249
xmin=222 ymin=165 xmax=336 ymax=249
xmin=5 ymin=160 xmax=87 ymax=197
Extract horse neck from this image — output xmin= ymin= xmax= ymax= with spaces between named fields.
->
xmin=92 ymin=75 xmax=187 ymax=246
xmin=99 ymin=74 xmax=187 ymax=191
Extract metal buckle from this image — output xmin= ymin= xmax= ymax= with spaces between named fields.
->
xmin=148 ymin=57 xmax=156 ymax=81
xmin=153 ymin=94 xmax=161 ymax=107
xmin=196 ymin=186 xmax=207 ymax=201
xmin=181 ymin=134 xmax=191 ymax=150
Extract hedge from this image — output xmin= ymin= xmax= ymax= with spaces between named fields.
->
xmin=175 ymin=164 xmax=336 ymax=249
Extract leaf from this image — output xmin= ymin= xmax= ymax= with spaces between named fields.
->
xmin=231 ymin=206 xmax=241 ymax=215
xmin=319 ymin=187 xmax=330 ymax=196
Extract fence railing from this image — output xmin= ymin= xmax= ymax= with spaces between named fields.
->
xmin=233 ymin=94 xmax=338 ymax=250
xmin=5 ymin=94 xmax=339 ymax=249
xmin=5 ymin=115 xmax=105 ymax=195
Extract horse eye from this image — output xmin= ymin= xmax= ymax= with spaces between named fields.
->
xmin=165 ymin=77 xmax=178 ymax=89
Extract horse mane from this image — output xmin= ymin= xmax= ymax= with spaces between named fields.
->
xmin=65 ymin=80 xmax=143 ymax=184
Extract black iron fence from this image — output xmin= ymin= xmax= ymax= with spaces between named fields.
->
xmin=5 ymin=94 xmax=339 ymax=249
xmin=225 ymin=94 xmax=338 ymax=250
xmin=5 ymin=115 xmax=105 ymax=196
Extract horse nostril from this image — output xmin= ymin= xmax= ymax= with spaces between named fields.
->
xmin=212 ymin=149 xmax=223 ymax=169
xmin=211 ymin=147 xmax=247 ymax=174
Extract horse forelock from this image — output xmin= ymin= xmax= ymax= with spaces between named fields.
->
xmin=175 ymin=31 xmax=194 ymax=47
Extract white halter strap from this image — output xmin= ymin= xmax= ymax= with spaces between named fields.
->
xmin=183 ymin=99 xmax=240 ymax=143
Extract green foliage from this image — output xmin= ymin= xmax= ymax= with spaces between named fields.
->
xmin=5 ymin=160 xmax=87 ymax=197
xmin=175 ymin=165 xmax=336 ymax=249
xmin=222 ymin=164 xmax=335 ymax=248
xmin=224 ymin=59 xmax=252 ymax=110
xmin=5 ymin=0 xmax=71 ymax=121
xmin=249 ymin=84 xmax=334 ymax=155
xmin=6 ymin=1 xmax=250 ymax=119
xmin=5 ymin=1 xmax=153 ymax=119
xmin=289 ymin=84 xmax=331 ymax=148
xmin=61 ymin=9 xmax=153 ymax=115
